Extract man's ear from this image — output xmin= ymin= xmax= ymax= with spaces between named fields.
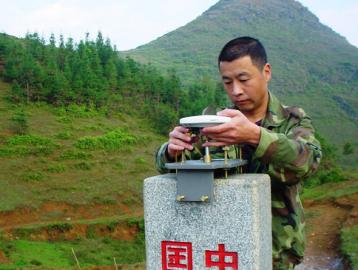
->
xmin=263 ymin=63 xmax=271 ymax=82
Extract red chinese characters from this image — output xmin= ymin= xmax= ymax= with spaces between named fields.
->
xmin=205 ymin=244 xmax=238 ymax=270
xmin=161 ymin=241 xmax=238 ymax=270
xmin=162 ymin=241 xmax=193 ymax=270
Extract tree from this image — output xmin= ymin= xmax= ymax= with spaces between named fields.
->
xmin=104 ymin=58 xmax=117 ymax=91
xmin=18 ymin=53 xmax=45 ymax=102
xmin=10 ymin=81 xmax=25 ymax=103
xmin=343 ymin=142 xmax=354 ymax=155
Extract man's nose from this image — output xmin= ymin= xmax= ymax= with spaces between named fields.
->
xmin=232 ymin=81 xmax=243 ymax=96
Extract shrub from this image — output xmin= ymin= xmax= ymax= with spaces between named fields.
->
xmin=343 ymin=142 xmax=354 ymax=155
xmin=47 ymin=223 xmax=73 ymax=233
xmin=22 ymin=171 xmax=44 ymax=182
xmin=341 ymin=226 xmax=358 ymax=268
xmin=54 ymin=104 xmax=99 ymax=118
xmin=10 ymin=109 xmax=28 ymax=135
xmin=46 ymin=164 xmax=66 ymax=173
xmin=305 ymin=133 xmax=346 ymax=188
xmin=0 ymin=134 xmax=58 ymax=157
xmin=57 ymin=150 xmax=92 ymax=160
xmin=73 ymin=161 xmax=92 ymax=170
xmin=86 ymin=225 xmax=96 ymax=239
xmin=55 ymin=115 xmax=72 ymax=124
xmin=134 ymin=157 xmax=146 ymax=164
xmin=75 ymin=128 xmax=137 ymax=151
xmin=55 ymin=131 xmax=72 ymax=140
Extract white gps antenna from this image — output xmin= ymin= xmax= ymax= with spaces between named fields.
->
xmin=180 ymin=115 xmax=231 ymax=163
xmin=166 ymin=114 xmax=246 ymax=202
xmin=180 ymin=115 xmax=231 ymax=128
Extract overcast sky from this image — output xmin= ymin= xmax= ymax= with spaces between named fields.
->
xmin=0 ymin=0 xmax=357 ymax=50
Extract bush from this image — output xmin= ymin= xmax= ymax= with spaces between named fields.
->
xmin=73 ymin=161 xmax=92 ymax=170
xmin=47 ymin=223 xmax=73 ymax=233
xmin=0 ymin=134 xmax=58 ymax=157
xmin=134 ymin=157 xmax=146 ymax=164
xmin=341 ymin=226 xmax=358 ymax=268
xmin=55 ymin=131 xmax=72 ymax=140
xmin=146 ymin=103 xmax=178 ymax=135
xmin=46 ymin=164 xmax=66 ymax=173
xmin=10 ymin=109 xmax=28 ymax=135
xmin=54 ymin=104 xmax=99 ymax=118
xmin=57 ymin=150 xmax=92 ymax=160
xmin=75 ymin=128 xmax=137 ymax=151
xmin=305 ymin=133 xmax=346 ymax=188
xmin=343 ymin=142 xmax=354 ymax=155
xmin=22 ymin=171 xmax=44 ymax=182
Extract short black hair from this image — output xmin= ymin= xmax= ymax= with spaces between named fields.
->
xmin=218 ymin=36 xmax=267 ymax=70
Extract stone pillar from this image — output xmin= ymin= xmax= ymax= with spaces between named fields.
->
xmin=144 ymin=174 xmax=272 ymax=270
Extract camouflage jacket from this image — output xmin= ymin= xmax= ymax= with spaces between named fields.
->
xmin=155 ymin=92 xmax=322 ymax=262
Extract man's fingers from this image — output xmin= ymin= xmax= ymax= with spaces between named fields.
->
xmin=169 ymin=138 xmax=193 ymax=150
xmin=204 ymin=136 xmax=234 ymax=144
xmin=174 ymin=126 xmax=189 ymax=133
xmin=169 ymin=127 xmax=191 ymax=142
xmin=167 ymin=144 xmax=184 ymax=158
xmin=202 ymin=123 xmax=231 ymax=134
xmin=168 ymin=144 xmax=184 ymax=151
xmin=217 ymin=109 xmax=242 ymax=118
xmin=203 ymin=141 xmax=229 ymax=147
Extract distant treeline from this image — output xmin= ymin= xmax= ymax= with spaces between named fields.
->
xmin=0 ymin=32 xmax=226 ymax=133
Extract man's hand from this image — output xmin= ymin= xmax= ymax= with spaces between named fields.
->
xmin=167 ymin=126 xmax=195 ymax=158
xmin=201 ymin=109 xmax=261 ymax=147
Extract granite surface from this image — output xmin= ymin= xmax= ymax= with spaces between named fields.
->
xmin=144 ymin=174 xmax=272 ymax=270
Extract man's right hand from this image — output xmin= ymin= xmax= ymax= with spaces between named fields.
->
xmin=167 ymin=126 xmax=194 ymax=159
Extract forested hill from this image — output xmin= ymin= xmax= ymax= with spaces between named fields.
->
xmin=0 ymin=32 xmax=227 ymax=134
xmin=123 ymin=0 xmax=358 ymax=90
xmin=122 ymin=0 xmax=358 ymax=166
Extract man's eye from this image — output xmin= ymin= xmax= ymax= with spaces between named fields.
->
xmin=240 ymin=79 xmax=249 ymax=83
xmin=224 ymin=81 xmax=232 ymax=85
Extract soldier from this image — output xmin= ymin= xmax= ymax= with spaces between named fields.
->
xmin=155 ymin=36 xmax=321 ymax=270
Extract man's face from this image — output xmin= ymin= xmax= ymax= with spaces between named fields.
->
xmin=219 ymin=56 xmax=271 ymax=114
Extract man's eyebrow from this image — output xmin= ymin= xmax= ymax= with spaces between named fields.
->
xmin=222 ymin=72 xmax=250 ymax=80
xmin=237 ymin=72 xmax=250 ymax=77
xmin=222 ymin=75 xmax=232 ymax=80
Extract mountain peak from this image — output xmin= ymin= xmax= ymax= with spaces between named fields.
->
xmin=124 ymin=0 xmax=356 ymax=85
xmin=122 ymin=0 xmax=358 ymax=163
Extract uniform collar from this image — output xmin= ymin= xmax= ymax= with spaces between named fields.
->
xmin=262 ymin=91 xmax=288 ymax=128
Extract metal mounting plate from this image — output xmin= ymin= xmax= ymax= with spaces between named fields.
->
xmin=165 ymin=159 xmax=247 ymax=202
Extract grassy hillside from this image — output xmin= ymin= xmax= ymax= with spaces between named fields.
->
xmin=123 ymin=0 xmax=358 ymax=166
xmin=0 ymin=80 xmax=165 ymax=212
xmin=0 ymin=78 xmax=164 ymax=268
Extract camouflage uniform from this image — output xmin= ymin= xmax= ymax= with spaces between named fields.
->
xmin=156 ymin=92 xmax=322 ymax=269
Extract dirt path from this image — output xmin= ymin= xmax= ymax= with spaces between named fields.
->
xmin=297 ymin=193 xmax=358 ymax=270
xmin=0 ymin=201 xmax=142 ymax=229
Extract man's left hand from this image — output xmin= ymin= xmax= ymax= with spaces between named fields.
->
xmin=201 ymin=109 xmax=261 ymax=147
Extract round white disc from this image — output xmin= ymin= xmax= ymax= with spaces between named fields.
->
xmin=180 ymin=115 xmax=231 ymax=128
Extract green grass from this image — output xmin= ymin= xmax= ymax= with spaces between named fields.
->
xmin=0 ymin=216 xmax=146 ymax=269
xmin=301 ymin=179 xmax=358 ymax=201
xmin=0 ymin=237 xmax=145 ymax=269
xmin=75 ymin=128 xmax=137 ymax=151
xmin=0 ymin=240 xmax=73 ymax=269
xmin=341 ymin=226 xmax=358 ymax=270
xmin=0 ymin=80 xmax=166 ymax=212
xmin=0 ymin=134 xmax=59 ymax=157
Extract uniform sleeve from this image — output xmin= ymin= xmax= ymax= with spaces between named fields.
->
xmin=253 ymin=115 xmax=322 ymax=185
xmin=155 ymin=142 xmax=174 ymax=174
xmin=155 ymin=140 xmax=209 ymax=174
